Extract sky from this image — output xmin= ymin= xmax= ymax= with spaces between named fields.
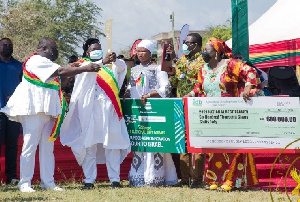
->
xmin=88 ymin=0 xmax=278 ymax=56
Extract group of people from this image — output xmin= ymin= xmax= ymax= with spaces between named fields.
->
xmin=0 ymin=33 xmax=264 ymax=193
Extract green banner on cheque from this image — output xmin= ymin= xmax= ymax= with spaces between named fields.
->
xmin=122 ymin=98 xmax=185 ymax=153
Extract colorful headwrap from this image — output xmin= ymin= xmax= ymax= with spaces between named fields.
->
xmin=208 ymin=38 xmax=232 ymax=59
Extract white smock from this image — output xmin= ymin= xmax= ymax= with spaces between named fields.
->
xmin=60 ymin=59 xmax=131 ymax=166
xmin=1 ymin=54 xmax=61 ymax=120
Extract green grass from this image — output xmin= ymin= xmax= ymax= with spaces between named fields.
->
xmin=0 ymin=180 xmax=299 ymax=202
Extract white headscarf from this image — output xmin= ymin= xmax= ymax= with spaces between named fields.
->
xmin=138 ymin=40 xmax=154 ymax=54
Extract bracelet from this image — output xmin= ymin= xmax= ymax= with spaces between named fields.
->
xmin=147 ymin=92 xmax=151 ymax=98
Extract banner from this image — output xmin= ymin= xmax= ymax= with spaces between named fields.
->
xmin=185 ymin=97 xmax=300 ymax=153
xmin=130 ymin=39 xmax=142 ymax=57
xmin=231 ymin=0 xmax=249 ymax=60
xmin=122 ymin=98 xmax=185 ymax=153
xmin=177 ymin=24 xmax=189 ymax=58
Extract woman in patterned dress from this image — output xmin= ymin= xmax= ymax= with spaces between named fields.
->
xmin=185 ymin=38 xmax=260 ymax=191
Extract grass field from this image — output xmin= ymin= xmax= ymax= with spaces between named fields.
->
xmin=0 ymin=181 xmax=299 ymax=202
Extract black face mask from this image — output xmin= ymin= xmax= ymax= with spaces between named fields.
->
xmin=2 ymin=46 xmax=13 ymax=57
xmin=201 ymin=52 xmax=212 ymax=63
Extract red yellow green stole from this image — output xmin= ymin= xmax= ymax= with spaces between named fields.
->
xmin=78 ymin=58 xmax=123 ymax=120
xmin=23 ymin=52 xmax=67 ymax=141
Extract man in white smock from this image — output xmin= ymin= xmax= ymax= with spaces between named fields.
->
xmin=60 ymin=38 xmax=130 ymax=189
xmin=0 ymin=37 xmax=101 ymax=193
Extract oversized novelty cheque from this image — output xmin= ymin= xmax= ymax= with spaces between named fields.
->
xmin=184 ymin=97 xmax=300 ymax=153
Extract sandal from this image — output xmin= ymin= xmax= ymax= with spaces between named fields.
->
xmin=220 ymin=180 xmax=233 ymax=192
xmin=209 ymin=183 xmax=218 ymax=190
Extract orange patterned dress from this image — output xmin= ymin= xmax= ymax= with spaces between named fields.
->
xmin=191 ymin=58 xmax=260 ymax=187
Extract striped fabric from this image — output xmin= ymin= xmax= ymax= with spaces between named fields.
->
xmin=77 ymin=57 xmax=123 ymax=120
xmin=96 ymin=66 xmax=123 ymax=120
xmin=249 ymin=38 xmax=300 ymax=69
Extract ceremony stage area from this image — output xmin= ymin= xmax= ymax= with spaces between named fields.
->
xmin=1 ymin=135 xmax=299 ymax=192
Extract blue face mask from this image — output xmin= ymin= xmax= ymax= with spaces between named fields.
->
xmin=182 ymin=44 xmax=190 ymax=55
xmin=89 ymin=50 xmax=103 ymax=60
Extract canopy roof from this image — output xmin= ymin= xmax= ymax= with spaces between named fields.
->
xmin=227 ymin=0 xmax=300 ymax=68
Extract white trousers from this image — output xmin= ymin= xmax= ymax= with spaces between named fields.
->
xmin=18 ymin=113 xmax=56 ymax=188
xmin=82 ymin=145 xmax=121 ymax=183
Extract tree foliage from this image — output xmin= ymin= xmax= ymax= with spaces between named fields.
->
xmin=0 ymin=0 xmax=104 ymax=63
xmin=202 ymin=20 xmax=232 ymax=46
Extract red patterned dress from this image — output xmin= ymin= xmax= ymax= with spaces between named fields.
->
xmin=191 ymin=59 xmax=260 ymax=188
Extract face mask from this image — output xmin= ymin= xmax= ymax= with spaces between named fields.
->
xmin=89 ymin=50 xmax=103 ymax=60
xmin=201 ymin=52 xmax=212 ymax=63
xmin=51 ymin=49 xmax=59 ymax=61
xmin=182 ymin=44 xmax=191 ymax=55
xmin=2 ymin=46 xmax=13 ymax=57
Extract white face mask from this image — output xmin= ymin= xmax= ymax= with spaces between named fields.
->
xmin=89 ymin=50 xmax=103 ymax=60
xmin=182 ymin=44 xmax=190 ymax=55
xmin=182 ymin=43 xmax=197 ymax=55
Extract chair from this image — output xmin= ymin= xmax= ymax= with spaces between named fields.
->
xmin=268 ymin=66 xmax=300 ymax=97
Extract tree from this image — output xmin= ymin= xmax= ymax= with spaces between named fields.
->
xmin=0 ymin=0 xmax=104 ymax=63
xmin=202 ymin=20 xmax=232 ymax=45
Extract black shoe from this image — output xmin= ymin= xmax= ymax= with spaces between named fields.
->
xmin=7 ymin=178 xmax=19 ymax=186
xmin=111 ymin=181 xmax=121 ymax=189
xmin=81 ymin=183 xmax=94 ymax=190
xmin=178 ymin=180 xmax=189 ymax=187
xmin=190 ymin=181 xmax=204 ymax=189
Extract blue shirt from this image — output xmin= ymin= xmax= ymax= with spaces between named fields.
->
xmin=0 ymin=57 xmax=22 ymax=108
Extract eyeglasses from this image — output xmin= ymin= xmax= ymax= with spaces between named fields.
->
xmin=183 ymin=40 xmax=197 ymax=46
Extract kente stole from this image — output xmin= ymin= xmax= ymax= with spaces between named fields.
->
xmin=78 ymin=58 xmax=123 ymax=120
xmin=23 ymin=52 xmax=67 ymax=141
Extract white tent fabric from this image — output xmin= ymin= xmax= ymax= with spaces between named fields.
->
xmin=226 ymin=0 xmax=300 ymax=48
